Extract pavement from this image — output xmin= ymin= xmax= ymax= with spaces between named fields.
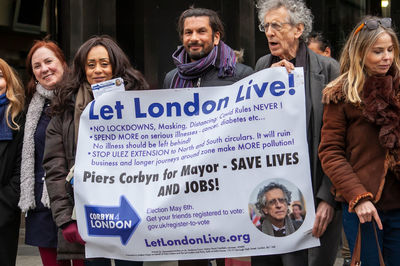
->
xmin=16 ymin=245 xmax=41 ymax=266
xmin=16 ymin=246 xmax=345 ymax=266
xmin=16 ymin=226 xmax=345 ymax=266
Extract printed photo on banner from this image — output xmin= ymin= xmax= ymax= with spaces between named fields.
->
xmin=249 ymin=178 xmax=306 ymax=237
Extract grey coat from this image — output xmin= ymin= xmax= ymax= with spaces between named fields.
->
xmin=255 ymin=50 xmax=340 ymax=207
xmin=255 ymin=49 xmax=341 ymax=266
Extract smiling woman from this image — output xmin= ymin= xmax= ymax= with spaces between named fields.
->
xmin=25 ymin=39 xmax=67 ymax=102
xmin=85 ymin=45 xmax=113 ymax=85
xmin=42 ymin=35 xmax=149 ymax=266
xmin=31 ymin=47 xmax=65 ymax=90
xmin=21 ymin=39 xmax=80 ymax=266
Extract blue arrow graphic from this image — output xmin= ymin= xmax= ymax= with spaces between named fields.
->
xmin=85 ymin=195 xmax=141 ymax=245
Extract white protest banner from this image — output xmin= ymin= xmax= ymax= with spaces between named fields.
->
xmin=74 ymin=67 xmax=319 ymax=261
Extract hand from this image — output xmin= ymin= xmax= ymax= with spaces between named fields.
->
xmin=271 ymin=59 xmax=295 ymax=73
xmin=354 ymin=200 xmax=383 ymax=230
xmin=312 ymin=201 xmax=334 ymax=238
xmin=62 ymin=221 xmax=86 ymax=245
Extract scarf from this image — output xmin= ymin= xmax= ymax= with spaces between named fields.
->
xmin=361 ymin=68 xmax=400 ymax=175
xmin=170 ymin=41 xmax=237 ymax=88
xmin=19 ymin=84 xmax=54 ymax=212
xmin=0 ymin=93 xmax=12 ymax=141
xmin=74 ymin=82 xmax=94 ymax=145
xmin=362 ymin=69 xmax=400 ymax=150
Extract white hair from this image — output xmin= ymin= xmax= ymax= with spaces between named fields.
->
xmin=256 ymin=0 xmax=313 ymax=40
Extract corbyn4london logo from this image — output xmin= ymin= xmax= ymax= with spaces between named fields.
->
xmin=85 ymin=196 xmax=141 ymax=245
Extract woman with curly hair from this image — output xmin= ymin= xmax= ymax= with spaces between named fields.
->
xmin=0 ymin=58 xmax=25 ymax=266
xmin=43 ymin=35 xmax=148 ymax=266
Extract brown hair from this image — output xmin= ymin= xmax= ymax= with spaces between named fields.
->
xmin=177 ymin=7 xmax=225 ymax=41
xmin=26 ymin=38 xmax=67 ymax=103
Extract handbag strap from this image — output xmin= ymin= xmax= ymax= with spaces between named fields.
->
xmin=350 ymin=222 xmax=385 ymax=266
xmin=372 ymin=222 xmax=385 ymax=265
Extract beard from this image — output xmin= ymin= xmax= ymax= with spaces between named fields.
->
xmin=184 ymin=35 xmax=215 ymax=61
xmin=187 ymin=49 xmax=208 ymax=60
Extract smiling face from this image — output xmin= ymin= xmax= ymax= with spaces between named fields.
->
xmin=0 ymin=70 xmax=6 ymax=95
xmin=263 ymin=7 xmax=304 ymax=60
xmin=85 ymin=45 xmax=113 ymax=85
xmin=364 ymin=32 xmax=394 ymax=76
xmin=262 ymin=188 xmax=288 ymax=227
xmin=182 ymin=16 xmax=220 ymax=61
xmin=31 ymin=47 xmax=64 ymax=90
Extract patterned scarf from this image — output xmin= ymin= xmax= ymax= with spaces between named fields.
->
xmin=170 ymin=41 xmax=237 ymax=88
xmin=19 ymin=84 xmax=54 ymax=212
xmin=0 ymin=93 xmax=12 ymax=140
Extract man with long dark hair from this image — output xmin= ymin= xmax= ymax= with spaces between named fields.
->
xmin=163 ymin=7 xmax=253 ymax=89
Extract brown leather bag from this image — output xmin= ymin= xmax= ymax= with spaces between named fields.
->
xmin=350 ymin=222 xmax=385 ymax=266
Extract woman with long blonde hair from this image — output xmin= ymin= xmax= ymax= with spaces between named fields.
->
xmin=0 ymin=58 xmax=25 ymax=266
xmin=319 ymin=16 xmax=400 ymax=265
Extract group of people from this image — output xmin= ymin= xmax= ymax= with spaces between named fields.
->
xmin=1 ymin=35 xmax=149 ymax=266
xmin=0 ymin=0 xmax=399 ymax=265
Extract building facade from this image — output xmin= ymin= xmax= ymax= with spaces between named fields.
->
xmin=0 ymin=0 xmax=398 ymax=88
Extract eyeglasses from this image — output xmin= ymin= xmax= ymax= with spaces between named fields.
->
xmin=267 ymin=198 xmax=287 ymax=206
xmin=354 ymin=18 xmax=392 ymax=36
xmin=259 ymin=21 xmax=291 ymax=32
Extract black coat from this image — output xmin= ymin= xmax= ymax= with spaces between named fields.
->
xmin=0 ymin=114 xmax=24 ymax=227
xmin=163 ymin=62 xmax=253 ymax=88
xmin=255 ymin=50 xmax=340 ymax=207
xmin=0 ymin=113 xmax=24 ymax=266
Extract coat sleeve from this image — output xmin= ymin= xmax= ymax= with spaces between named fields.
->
xmin=0 ymin=125 xmax=23 ymax=227
xmin=314 ymin=58 xmax=340 ymax=207
xmin=43 ymin=115 xmax=74 ymax=228
xmin=318 ymin=102 xmax=373 ymax=211
xmin=254 ymin=55 xmax=270 ymax=72
xmin=162 ymin=69 xmax=178 ymax=89
xmin=235 ymin=63 xmax=254 ymax=79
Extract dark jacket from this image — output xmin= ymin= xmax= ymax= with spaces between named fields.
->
xmin=163 ymin=62 xmax=253 ymax=88
xmin=255 ymin=50 xmax=340 ymax=207
xmin=42 ymin=104 xmax=84 ymax=259
xmin=0 ymin=113 xmax=24 ymax=266
xmin=0 ymin=114 xmax=24 ymax=227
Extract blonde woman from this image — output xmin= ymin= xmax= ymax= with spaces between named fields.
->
xmin=319 ymin=16 xmax=400 ymax=265
xmin=0 ymin=58 xmax=25 ymax=266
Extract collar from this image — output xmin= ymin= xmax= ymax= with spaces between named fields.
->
xmin=272 ymin=223 xmax=286 ymax=231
